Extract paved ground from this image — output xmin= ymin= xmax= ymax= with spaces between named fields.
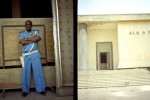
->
xmin=78 ymin=85 xmax=150 ymax=100
xmin=0 ymin=88 xmax=73 ymax=100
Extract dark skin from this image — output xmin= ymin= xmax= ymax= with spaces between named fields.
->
xmin=19 ymin=20 xmax=41 ymax=45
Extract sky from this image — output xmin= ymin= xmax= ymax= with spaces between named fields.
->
xmin=78 ymin=0 xmax=150 ymax=15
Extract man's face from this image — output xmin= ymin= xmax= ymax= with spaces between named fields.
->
xmin=25 ymin=21 xmax=32 ymax=31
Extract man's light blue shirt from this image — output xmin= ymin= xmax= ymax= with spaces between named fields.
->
xmin=19 ymin=30 xmax=40 ymax=53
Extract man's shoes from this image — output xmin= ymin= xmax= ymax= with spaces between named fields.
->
xmin=39 ymin=91 xmax=46 ymax=96
xmin=22 ymin=92 xmax=28 ymax=97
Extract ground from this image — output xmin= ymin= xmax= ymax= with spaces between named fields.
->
xmin=0 ymin=88 xmax=73 ymax=100
xmin=78 ymin=85 xmax=150 ymax=100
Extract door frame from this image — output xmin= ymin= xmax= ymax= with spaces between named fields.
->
xmin=96 ymin=42 xmax=113 ymax=70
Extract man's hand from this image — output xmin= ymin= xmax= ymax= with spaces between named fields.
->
xmin=19 ymin=35 xmax=41 ymax=45
xmin=25 ymin=36 xmax=41 ymax=42
xmin=19 ymin=39 xmax=33 ymax=45
xmin=32 ymin=34 xmax=37 ymax=37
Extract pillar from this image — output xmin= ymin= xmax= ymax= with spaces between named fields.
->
xmin=78 ymin=23 xmax=88 ymax=71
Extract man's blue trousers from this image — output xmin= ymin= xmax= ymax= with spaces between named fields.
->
xmin=21 ymin=52 xmax=46 ymax=93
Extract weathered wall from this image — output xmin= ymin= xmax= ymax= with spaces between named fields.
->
xmin=57 ymin=0 xmax=73 ymax=87
xmin=0 ymin=18 xmax=54 ymax=67
xmin=0 ymin=66 xmax=56 ymax=89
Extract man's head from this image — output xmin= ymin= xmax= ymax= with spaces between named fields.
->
xmin=25 ymin=20 xmax=32 ymax=32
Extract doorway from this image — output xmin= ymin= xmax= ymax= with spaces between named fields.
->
xmin=96 ymin=42 xmax=113 ymax=70
xmin=99 ymin=52 xmax=110 ymax=70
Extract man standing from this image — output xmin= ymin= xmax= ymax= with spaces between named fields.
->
xmin=19 ymin=20 xmax=46 ymax=97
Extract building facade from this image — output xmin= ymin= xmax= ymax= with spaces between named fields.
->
xmin=78 ymin=14 xmax=150 ymax=71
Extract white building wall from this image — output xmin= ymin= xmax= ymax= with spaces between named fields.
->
xmin=118 ymin=21 xmax=150 ymax=68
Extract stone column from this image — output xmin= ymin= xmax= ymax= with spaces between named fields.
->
xmin=78 ymin=23 xmax=88 ymax=71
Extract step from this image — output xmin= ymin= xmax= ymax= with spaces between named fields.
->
xmin=78 ymin=69 xmax=150 ymax=89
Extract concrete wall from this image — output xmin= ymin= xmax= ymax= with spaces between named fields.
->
xmin=52 ymin=0 xmax=73 ymax=96
xmin=87 ymin=22 xmax=118 ymax=70
xmin=118 ymin=21 xmax=150 ymax=68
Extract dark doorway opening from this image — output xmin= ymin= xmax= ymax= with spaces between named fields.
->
xmin=0 ymin=0 xmax=52 ymax=18
xmin=100 ymin=53 xmax=107 ymax=63
xmin=20 ymin=0 xmax=52 ymax=18
xmin=100 ymin=52 xmax=108 ymax=70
